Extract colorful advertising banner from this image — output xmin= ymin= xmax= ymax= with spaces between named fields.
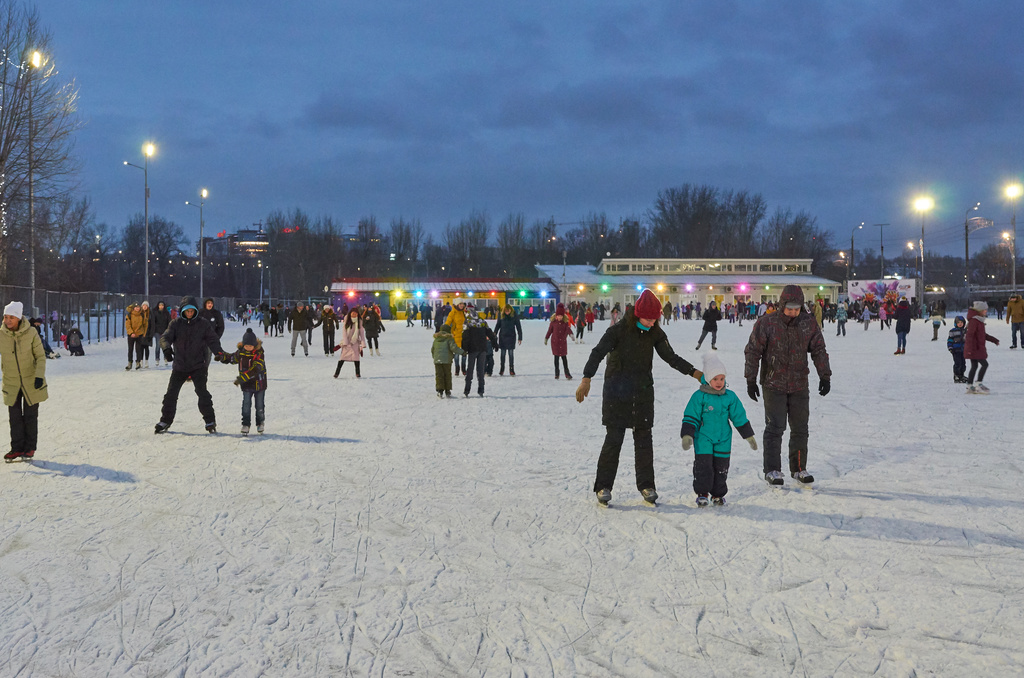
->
xmin=846 ymin=279 xmax=918 ymax=302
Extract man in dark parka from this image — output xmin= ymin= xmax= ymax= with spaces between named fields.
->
xmin=576 ymin=289 xmax=703 ymax=505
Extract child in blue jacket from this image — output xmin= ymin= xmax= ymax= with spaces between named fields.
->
xmin=947 ymin=315 xmax=967 ymax=383
xmin=681 ymin=354 xmax=758 ymax=507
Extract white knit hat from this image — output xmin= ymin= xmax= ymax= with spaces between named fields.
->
xmin=702 ymin=353 xmax=727 ymax=379
xmin=972 ymin=300 xmax=988 ymax=312
xmin=3 ymin=301 xmax=23 ymax=317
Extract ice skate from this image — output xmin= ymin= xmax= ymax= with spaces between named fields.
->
xmin=205 ymin=422 xmax=217 ymax=434
xmin=154 ymin=421 xmax=170 ymax=434
xmin=596 ymin=489 xmax=611 ymax=506
xmin=135 ymin=361 xmax=142 ymax=370
xmin=257 ymin=424 xmax=265 ymax=434
xmin=764 ymin=470 xmax=785 ymax=486
xmin=641 ymin=488 xmax=658 ymax=505
xmin=966 ymin=384 xmax=978 ymax=394
xmin=791 ymin=470 xmax=815 ymax=484
xmin=144 ymin=360 xmax=150 ymax=368
xmin=976 ymin=382 xmax=990 ymax=394
xmin=241 ymin=425 xmax=250 ymax=436
xmin=712 ymin=496 xmax=726 ymax=506
xmin=696 ymin=495 xmax=710 ymax=508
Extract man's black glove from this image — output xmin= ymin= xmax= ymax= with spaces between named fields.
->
xmin=34 ymin=378 xmax=44 ymax=389
xmin=819 ymin=380 xmax=831 ymax=397
xmin=747 ymin=380 xmax=759 ymax=402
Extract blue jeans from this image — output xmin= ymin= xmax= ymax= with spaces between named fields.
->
xmin=1012 ymin=321 xmax=1023 ymax=347
xmin=896 ymin=331 xmax=908 ymax=351
xmin=241 ymin=389 xmax=265 ymax=427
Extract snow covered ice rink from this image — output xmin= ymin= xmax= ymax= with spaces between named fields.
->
xmin=2 ymin=312 xmax=1023 ymax=677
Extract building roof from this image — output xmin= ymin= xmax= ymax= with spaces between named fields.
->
xmin=330 ymin=278 xmax=559 ymax=293
xmin=535 ymin=265 xmax=841 ymax=287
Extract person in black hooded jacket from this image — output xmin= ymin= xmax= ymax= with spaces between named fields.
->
xmin=199 ymin=298 xmax=226 ymax=367
xmin=150 ymin=301 xmax=173 ymax=366
xmin=155 ymin=296 xmax=227 ymax=434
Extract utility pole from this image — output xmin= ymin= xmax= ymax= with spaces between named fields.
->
xmin=964 ymin=203 xmax=980 ymax=290
xmin=874 ymin=223 xmax=890 ymax=279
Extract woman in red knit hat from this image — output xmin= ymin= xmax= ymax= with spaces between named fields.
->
xmin=575 ymin=289 xmax=703 ymax=506
xmin=545 ymin=303 xmax=576 ymax=379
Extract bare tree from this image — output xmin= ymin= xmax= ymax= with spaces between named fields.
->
xmin=496 ymin=212 xmax=526 ymax=277
xmin=0 ymin=3 xmax=83 ymax=284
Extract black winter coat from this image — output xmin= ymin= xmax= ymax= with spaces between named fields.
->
xmin=150 ymin=308 xmax=172 ymax=337
xmin=461 ymin=321 xmax=496 ymax=353
xmin=363 ymin=312 xmax=385 ymax=339
xmin=582 ymin=308 xmax=698 ymax=429
xmin=702 ymin=307 xmax=722 ymax=331
xmin=894 ymin=304 xmax=912 ymax=333
xmin=288 ymin=307 xmax=314 ymax=332
xmin=161 ymin=297 xmax=225 ymax=373
xmin=199 ymin=299 xmax=225 ymax=338
xmin=493 ymin=312 xmax=522 ymax=350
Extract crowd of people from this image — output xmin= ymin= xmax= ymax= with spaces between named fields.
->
xmin=2 ymin=286 xmax=1020 ymax=502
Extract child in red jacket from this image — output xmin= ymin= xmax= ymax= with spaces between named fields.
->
xmin=964 ymin=301 xmax=1000 ymax=394
xmin=545 ymin=303 xmax=577 ymax=379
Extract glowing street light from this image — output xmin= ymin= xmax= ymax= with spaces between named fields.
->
xmin=849 ymin=222 xmax=863 ymax=285
xmin=27 ymin=50 xmax=44 ymax=313
xmin=124 ymin=142 xmax=156 ymax=296
xmin=1007 ymin=184 xmax=1022 ymax=291
xmin=964 ymin=202 xmax=980 ymax=288
xmin=914 ymin=197 xmax=934 ymax=307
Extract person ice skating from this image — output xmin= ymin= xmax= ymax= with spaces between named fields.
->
xmin=150 ymin=301 xmax=172 ymax=366
xmin=431 ymin=323 xmax=465 ymax=398
xmin=155 ymin=296 xmax=228 ymax=434
xmin=545 ymin=303 xmax=576 ymax=379
xmin=313 ymin=304 xmax=339 ymax=356
xmin=493 ymin=305 xmax=522 ymax=376
xmin=448 ymin=299 xmax=468 ymax=376
xmin=125 ymin=303 xmax=149 ymax=370
xmin=744 ymin=284 xmax=831 ymax=486
xmin=199 ymin=298 xmax=226 ymax=366
xmin=947 ymin=315 xmax=967 ymax=383
xmin=2 ymin=302 xmax=47 ymax=462
xmin=1006 ymin=293 xmax=1024 ymax=348
xmin=836 ymin=302 xmax=848 ymax=336
xmin=928 ymin=307 xmax=946 ymax=342
xmin=575 ymin=305 xmax=586 ymax=343
xmin=139 ymin=301 xmax=154 ymax=367
xmin=460 ymin=306 xmax=496 ymax=397
xmin=65 ymin=326 xmax=85 ymax=356
xmin=332 ymin=308 xmax=365 ymax=378
xmin=894 ymin=297 xmax=912 ymax=355
xmin=362 ymin=306 xmax=385 ymax=356
xmin=219 ymin=328 xmax=267 ymax=435
xmin=696 ymin=301 xmax=722 ymax=351
xmin=681 ymin=354 xmax=757 ymax=507
xmin=964 ymin=301 xmax=999 ymax=394
xmin=861 ymin=304 xmax=872 ymax=330
xmin=28 ymin=317 xmax=58 ymax=359
xmin=576 ymin=289 xmax=703 ymax=506
xmin=287 ymin=300 xmax=313 ymax=356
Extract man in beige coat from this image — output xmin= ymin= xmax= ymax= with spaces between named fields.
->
xmin=1 ymin=301 xmax=47 ymax=461
xmin=1007 ymin=293 xmax=1024 ymax=349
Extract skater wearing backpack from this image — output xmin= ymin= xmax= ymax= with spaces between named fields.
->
xmin=218 ymin=328 xmax=267 ymax=435
xmin=1 ymin=301 xmax=47 ymax=462
xmin=744 ymin=285 xmax=831 ymax=487
xmin=964 ymin=301 xmax=999 ymax=394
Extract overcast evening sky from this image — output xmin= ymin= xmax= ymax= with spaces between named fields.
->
xmin=41 ymin=0 xmax=1024 ymax=257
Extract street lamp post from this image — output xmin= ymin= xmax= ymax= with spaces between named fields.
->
xmin=185 ymin=188 xmax=208 ymax=299
xmin=873 ymin=223 xmax=889 ymax=279
xmin=1003 ymin=232 xmax=1016 ymax=287
xmin=849 ymin=222 xmax=864 ymax=291
xmin=913 ymin=197 xmax=934 ymax=312
xmin=27 ymin=51 xmax=43 ymax=314
xmin=964 ymin=202 xmax=980 ymax=289
xmin=123 ymin=143 xmax=156 ymax=296
xmin=1007 ymin=185 xmax=1022 ymax=292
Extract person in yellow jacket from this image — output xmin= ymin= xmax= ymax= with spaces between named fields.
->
xmin=448 ymin=299 xmax=468 ymax=376
xmin=1 ymin=301 xmax=47 ymax=462
xmin=125 ymin=303 xmax=149 ymax=371
xmin=1007 ymin=293 xmax=1024 ymax=349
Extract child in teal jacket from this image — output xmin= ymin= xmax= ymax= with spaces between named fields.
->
xmin=681 ymin=354 xmax=757 ymax=507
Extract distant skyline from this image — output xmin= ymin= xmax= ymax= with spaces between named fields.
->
xmin=43 ymin=1 xmax=1024 ymax=257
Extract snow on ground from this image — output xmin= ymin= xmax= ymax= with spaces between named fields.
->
xmin=2 ymin=312 xmax=1023 ymax=677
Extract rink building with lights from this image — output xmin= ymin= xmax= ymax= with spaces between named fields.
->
xmin=535 ymin=258 xmax=841 ymax=310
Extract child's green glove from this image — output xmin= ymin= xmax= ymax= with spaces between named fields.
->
xmin=681 ymin=435 xmax=693 ymax=451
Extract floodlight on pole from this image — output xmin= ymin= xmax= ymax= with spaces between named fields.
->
xmin=185 ymin=188 xmax=209 ymax=299
xmin=1007 ymin=184 xmax=1022 ymax=292
xmin=123 ymin=142 xmax=156 ymax=296
xmin=913 ymin=197 xmax=934 ymax=310
xmin=28 ymin=50 xmax=43 ymax=314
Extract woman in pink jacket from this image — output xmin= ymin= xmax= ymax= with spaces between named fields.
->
xmin=333 ymin=309 xmax=366 ymax=379
xmin=544 ymin=303 xmax=577 ymax=379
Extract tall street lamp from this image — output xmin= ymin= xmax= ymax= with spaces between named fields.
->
xmin=849 ymin=222 xmax=864 ymax=285
xmin=874 ymin=223 xmax=890 ymax=279
xmin=964 ymin=202 xmax=980 ymax=289
xmin=123 ymin=143 xmax=156 ymax=296
xmin=27 ymin=50 xmax=42 ymax=314
xmin=914 ymin=197 xmax=934 ymax=311
xmin=185 ymin=188 xmax=208 ymax=299
xmin=1003 ymin=232 xmax=1016 ymax=287
xmin=1007 ymin=184 xmax=1022 ymax=292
